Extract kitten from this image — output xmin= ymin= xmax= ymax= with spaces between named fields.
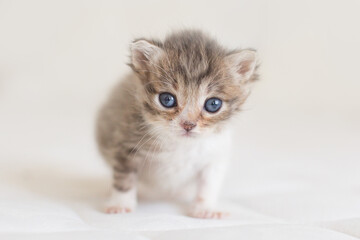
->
xmin=96 ymin=30 xmax=258 ymax=219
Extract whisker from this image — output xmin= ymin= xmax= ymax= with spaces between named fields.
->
xmin=144 ymin=133 xmax=162 ymax=174
xmin=133 ymin=127 xmax=163 ymax=170
xmin=129 ymin=126 xmax=162 ymax=158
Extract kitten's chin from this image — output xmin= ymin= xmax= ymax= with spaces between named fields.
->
xmin=181 ymin=131 xmax=196 ymax=138
xmin=179 ymin=129 xmax=204 ymax=138
xmin=178 ymin=127 xmax=219 ymax=139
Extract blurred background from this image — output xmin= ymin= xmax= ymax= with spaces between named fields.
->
xmin=0 ymin=0 xmax=360 ymax=237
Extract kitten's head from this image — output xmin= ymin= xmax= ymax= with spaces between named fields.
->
xmin=129 ymin=30 xmax=258 ymax=138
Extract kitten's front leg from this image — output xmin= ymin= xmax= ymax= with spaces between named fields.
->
xmin=190 ymin=162 xmax=228 ymax=219
xmin=105 ymin=163 xmax=137 ymax=214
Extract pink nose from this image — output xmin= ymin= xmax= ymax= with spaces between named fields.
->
xmin=181 ymin=121 xmax=197 ymax=132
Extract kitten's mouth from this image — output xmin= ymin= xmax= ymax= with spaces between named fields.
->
xmin=181 ymin=131 xmax=196 ymax=138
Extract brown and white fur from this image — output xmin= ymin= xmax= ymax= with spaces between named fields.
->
xmin=96 ymin=30 xmax=258 ymax=219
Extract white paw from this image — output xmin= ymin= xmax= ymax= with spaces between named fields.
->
xmin=105 ymin=206 xmax=133 ymax=214
xmin=189 ymin=205 xmax=229 ymax=219
xmin=105 ymin=188 xmax=137 ymax=214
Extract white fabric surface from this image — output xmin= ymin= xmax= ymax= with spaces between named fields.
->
xmin=1 ymin=109 xmax=359 ymax=240
xmin=1 ymin=0 xmax=360 ymax=239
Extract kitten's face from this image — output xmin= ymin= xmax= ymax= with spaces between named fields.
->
xmin=130 ymin=32 xmax=257 ymax=138
xmin=140 ymin=67 xmax=245 ymax=138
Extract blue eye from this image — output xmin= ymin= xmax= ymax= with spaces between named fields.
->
xmin=204 ymin=98 xmax=222 ymax=113
xmin=159 ymin=92 xmax=176 ymax=108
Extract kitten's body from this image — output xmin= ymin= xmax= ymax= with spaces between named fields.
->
xmin=96 ymin=30 xmax=258 ymax=218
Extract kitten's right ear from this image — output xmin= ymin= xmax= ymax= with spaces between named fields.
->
xmin=130 ymin=39 xmax=163 ymax=73
xmin=225 ymin=49 xmax=258 ymax=83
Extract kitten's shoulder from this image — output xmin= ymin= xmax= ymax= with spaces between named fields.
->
xmin=96 ymin=73 xmax=141 ymax=149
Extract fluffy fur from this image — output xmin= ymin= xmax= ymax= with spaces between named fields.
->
xmin=96 ymin=30 xmax=258 ymax=218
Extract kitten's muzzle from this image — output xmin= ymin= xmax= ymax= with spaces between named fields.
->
xmin=181 ymin=121 xmax=197 ymax=132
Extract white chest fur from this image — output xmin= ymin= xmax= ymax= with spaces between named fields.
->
xmin=137 ymin=129 xmax=232 ymax=197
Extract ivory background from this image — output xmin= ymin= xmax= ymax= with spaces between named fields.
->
xmin=0 ymin=0 xmax=359 ymax=239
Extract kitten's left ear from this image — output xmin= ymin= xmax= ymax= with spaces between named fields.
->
xmin=130 ymin=39 xmax=164 ymax=73
xmin=225 ymin=49 xmax=258 ymax=83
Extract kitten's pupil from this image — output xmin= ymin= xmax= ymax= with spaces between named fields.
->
xmin=159 ymin=92 xmax=176 ymax=108
xmin=205 ymin=98 xmax=222 ymax=113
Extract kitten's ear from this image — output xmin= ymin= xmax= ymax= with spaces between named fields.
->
xmin=225 ymin=49 xmax=258 ymax=83
xmin=130 ymin=39 xmax=163 ymax=72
